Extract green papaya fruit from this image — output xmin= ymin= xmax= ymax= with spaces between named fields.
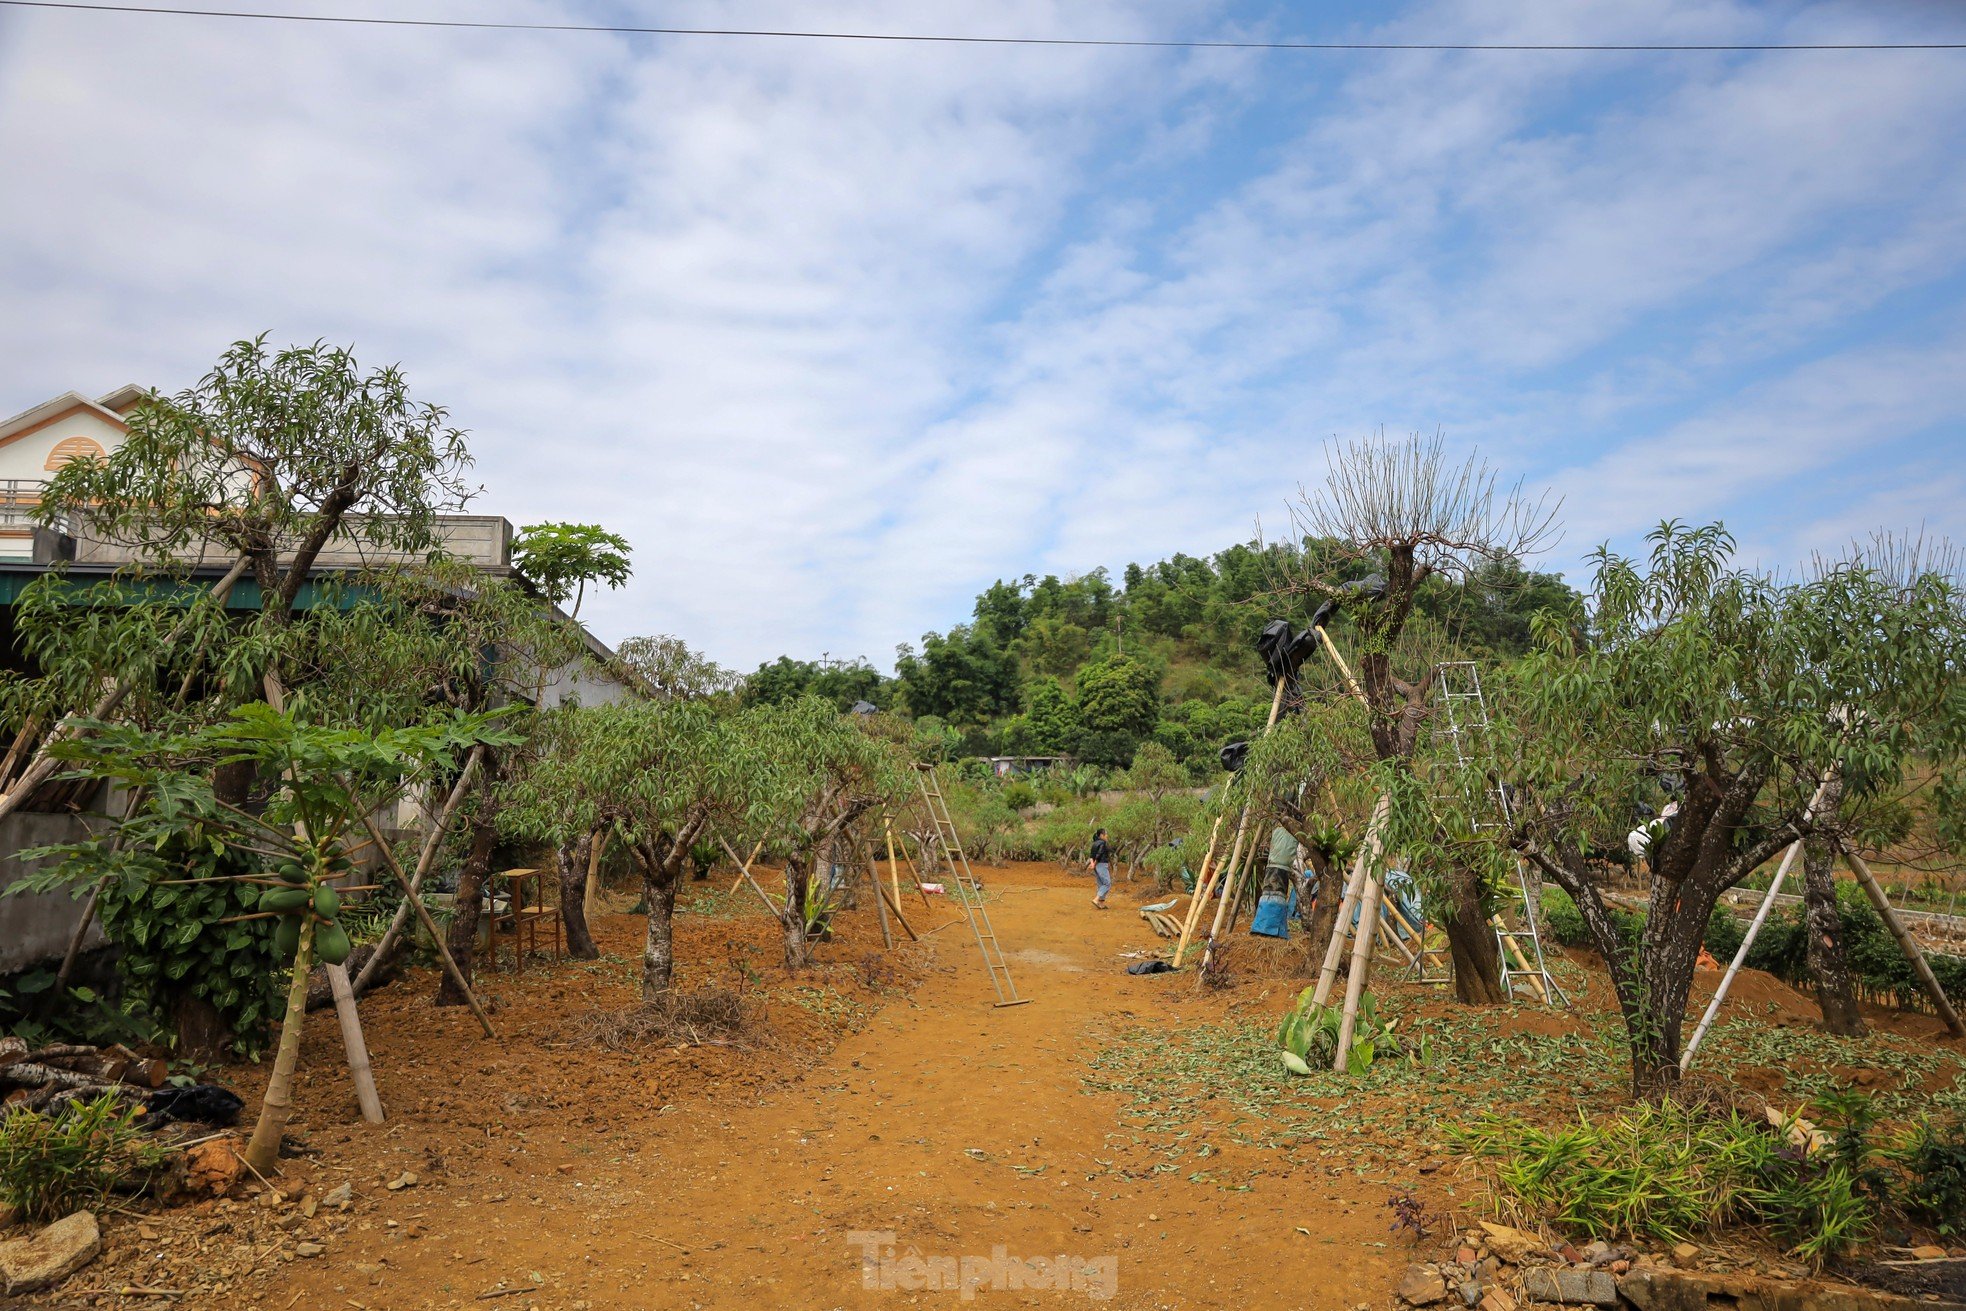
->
xmin=277 ymin=862 xmax=308 ymax=886
xmin=1280 ymin=1051 xmax=1314 ymax=1077
xmin=259 ymin=886 xmax=312 ymax=915
xmin=313 ymin=885 xmax=341 ymax=919
xmin=314 ymin=922 xmax=352 ymax=967
xmin=273 ymin=916 xmax=302 ymax=957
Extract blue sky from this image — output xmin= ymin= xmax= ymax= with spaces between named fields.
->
xmin=2 ymin=0 xmax=1963 ymax=671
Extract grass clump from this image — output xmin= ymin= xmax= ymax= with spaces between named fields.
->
xmin=0 ymin=1091 xmax=167 ymax=1222
xmin=1455 ymin=1093 xmax=1961 ymax=1266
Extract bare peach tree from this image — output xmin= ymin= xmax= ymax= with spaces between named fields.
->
xmin=1279 ymin=431 xmax=1560 ymax=1004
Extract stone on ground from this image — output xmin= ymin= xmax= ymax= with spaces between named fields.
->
xmin=1480 ymin=1222 xmax=1550 ymax=1264
xmin=1522 ymin=1267 xmax=1619 ymax=1306
xmin=1400 ymin=1264 xmax=1448 ymax=1305
xmin=0 ymin=1210 xmax=102 ymax=1296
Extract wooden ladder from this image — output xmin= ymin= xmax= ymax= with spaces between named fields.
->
xmin=913 ymin=763 xmax=1031 ymax=1007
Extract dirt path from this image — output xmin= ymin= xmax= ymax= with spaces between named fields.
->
xmin=261 ymin=865 xmax=1401 ymax=1310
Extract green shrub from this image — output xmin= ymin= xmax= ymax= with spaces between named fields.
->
xmin=0 ymin=1093 xmax=167 ymax=1222
xmin=1895 ymin=1117 xmax=1966 ymax=1236
xmin=1539 ymin=888 xmax=1644 ymax=955
xmin=1454 ymin=1093 xmax=1938 ymax=1264
xmin=1541 ymin=888 xmax=1589 ymax=947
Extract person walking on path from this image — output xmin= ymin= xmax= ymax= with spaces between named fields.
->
xmin=1087 ymin=829 xmax=1113 ymax=909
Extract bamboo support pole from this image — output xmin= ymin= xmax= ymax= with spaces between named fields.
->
xmin=1190 ymin=678 xmax=1289 ymax=977
xmin=1313 ymin=792 xmax=1391 ymax=1007
xmin=1186 ymin=806 xmax=1254 ymax=971
xmin=1491 ymin=915 xmax=1549 ymax=1003
xmin=325 ymin=957 xmax=383 ymax=1124
xmin=1169 ymin=815 xmax=1226 ymax=966
xmin=865 ymin=846 xmax=894 ymax=950
xmin=1333 ymin=872 xmax=1383 ymax=1070
xmin=883 ymin=819 xmax=904 ymax=907
xmin=717 ymin=837 xmax=779 ymax=914
xmin=1682 ymin=774 xmax=1837 ymax=1070
xmin=724 ymin=840 xmax=764 ymax=898
xmin=354 ymin=745 xmax=484 ymax=994
xmin=1838 ymin=842 xmax=1965 ymax=1037
xmin=1313 ymin=625 xmax=1368 ymax=706
xmin=358 ymin=812 xmax=496 ymax=1039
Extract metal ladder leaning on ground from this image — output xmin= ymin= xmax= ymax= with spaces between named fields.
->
xmin=1430 ymin=661 xmax=1567 ymax=1005
xmin=912 ymin=763 xmax=1031 ymax=1008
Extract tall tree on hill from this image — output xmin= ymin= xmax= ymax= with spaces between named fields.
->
xmin=1282 ymin=432 xmax=1559 ymax=1005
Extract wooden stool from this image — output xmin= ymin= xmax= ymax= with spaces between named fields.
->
xmin=493 ymin=868 xmax=562 ymax=970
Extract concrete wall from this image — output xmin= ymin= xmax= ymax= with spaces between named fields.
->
xmin=0 ymin=811 xmax=110 ymax=974
xmin=0 ymin=405 xmax=126 ymax=484
xmin=70 ymin=514 xmax=514 ymax=573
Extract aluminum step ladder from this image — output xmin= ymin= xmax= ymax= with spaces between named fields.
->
xmin=1430 ymin=662 xmax=1567 ymax=1006
xmin=912 ymin=763 xmax=1031 ymax=1007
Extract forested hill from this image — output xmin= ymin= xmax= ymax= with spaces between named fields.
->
xmin=744 ymin=538 xmax=1580 ymax=776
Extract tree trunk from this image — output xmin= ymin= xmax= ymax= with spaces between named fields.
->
xmin=171 ymin=992 xmax=231 ymax=1065
xmin=1299 ymin=854 xmax=1340 ymax=973
xmin=638 ymin=844 xmax=683 ymax=998
xmin=1442 ymin=864 xmax=1508 ymax=1004
xmin=244 ymin=918 xmax=314 ymax=1175
xmin=436 ymin=805 xmax=496 ymax=1007
xmin=559 ymin=833 xmax=601 ymax=961
xmin=782 ymin=854 xmax=814 ymax=971
xmin=1801 ymin=828 xmax=1866 ymax=1037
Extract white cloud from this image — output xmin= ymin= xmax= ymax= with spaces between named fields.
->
xmin=3 ymin=0 xmax=1963 ymax=672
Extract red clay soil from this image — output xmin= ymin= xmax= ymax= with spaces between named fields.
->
xmin=65 ymin=861 xmax=1965 ymax=1310
xmin=74 ymin=861 xmax=1405 ymax=1310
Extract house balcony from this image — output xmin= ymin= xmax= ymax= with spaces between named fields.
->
xmin=0 ymin=479 xmax=513 ymax=574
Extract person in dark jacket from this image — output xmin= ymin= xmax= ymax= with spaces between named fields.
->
xmin=1086 ymin=829 xmax=1113 ymax=909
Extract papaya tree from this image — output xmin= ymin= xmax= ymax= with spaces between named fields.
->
xmin=1489 ymin=522 xmax=1966 ymax=1095
xmin=22 ymin=703 xmax=516 ymax=1172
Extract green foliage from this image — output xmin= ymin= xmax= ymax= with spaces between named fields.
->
xmin=94 ymin=841 xmax=285 ymax=1055
xmin=0 ymin=1093 xmax=168 ymax=1223
xmin=1454 ymin=1099 xmax=1881 ymax=1263
xmin=512 ymin=522 xmax=632 ymax=619
xmin=1276 ymin=988 xmax=1405 ymax=1076
xmin=743 ymin=655 xmax=891 ymax=712
xmin=894 ymin=626 xmax=1020 ymax=725
xmin=1893 ymin=1116 xmax=1966 ymax=1235
xmin=41 ymin=336 xmax=476 ymax=575
xmin=1072 ymin=653 xmax=1161 ymax=765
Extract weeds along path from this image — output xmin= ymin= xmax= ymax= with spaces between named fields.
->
xmin=253 ymin=862 xmax=1401 ymax=1310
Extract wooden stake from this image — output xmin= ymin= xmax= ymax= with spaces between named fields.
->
xmin=1169 ymin=814 xmax=1225 ymax=966
xmin=1333 ymin=872 xmax=1382 ymax=1071
xmin=1838 ymin=841 xmax=1965 ymax=1037
xmin=358 ymin=812 xmax=496 ymax=1039
xmin=1682 ymin=773 xmax=1837 ymax=1070
xmin=717 ymin=836 xmax=778 ymax=914
xmin=1313 ymin=792 xmax=1390 ymax=1007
